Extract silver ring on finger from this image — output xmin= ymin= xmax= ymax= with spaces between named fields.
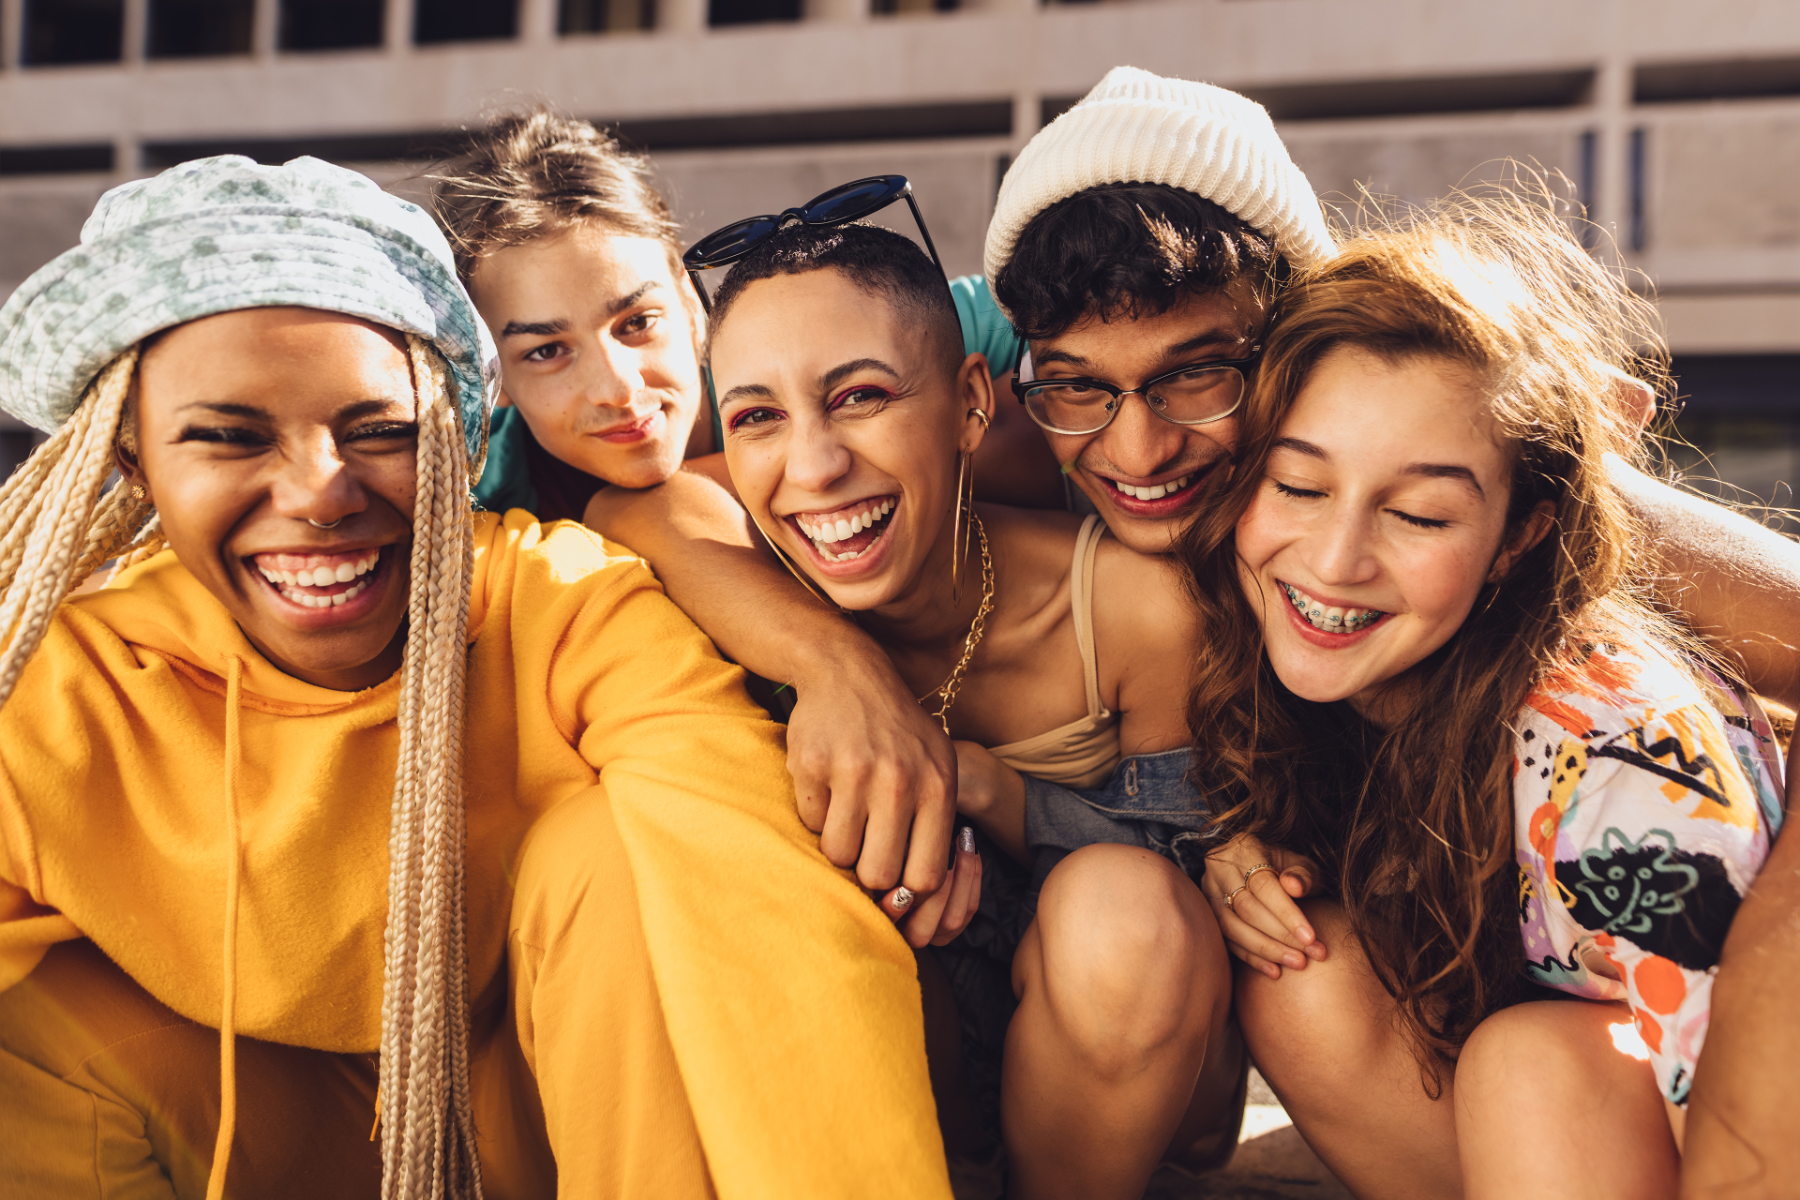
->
xmin=1243 ymin=863 xmax=1274 ymax=885
xmin=1224 ymin=884 xmax=1248 ymax=910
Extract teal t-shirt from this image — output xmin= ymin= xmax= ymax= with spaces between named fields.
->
xmin=472 ymin=274 xmax=1021 ymax=514
xmin=950 ymin=274 xmax=1024 ymax=379
xmin=473 ymin=406 xmax=535 ymax=514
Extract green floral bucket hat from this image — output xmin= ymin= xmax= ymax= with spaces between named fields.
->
xmin=0 ymin=154 xmax=498 ymax=469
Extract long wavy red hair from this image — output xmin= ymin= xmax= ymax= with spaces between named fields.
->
xmin=1181 ymin=192 xmax=1680 ymax=1079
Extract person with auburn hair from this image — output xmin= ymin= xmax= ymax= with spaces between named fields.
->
xmin=980 ymin=71 xmax=1800 ymax=1185
xmin=1180 ymin=194 xmax=1786 ymax=1199
xmin=0 ymin=154 xmax=953 ymax=1199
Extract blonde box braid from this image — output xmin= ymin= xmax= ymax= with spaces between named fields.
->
xmin=376 ymin=334 xmax=482 ymax=1200
xmin=0 ymin=348 xmax=150 ymax=708
xmin=0 ymin=336 xmax=482 ymax=1200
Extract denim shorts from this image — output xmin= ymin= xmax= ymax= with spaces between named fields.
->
xmin=931 ymin=747 xmax=1222 ymax=1135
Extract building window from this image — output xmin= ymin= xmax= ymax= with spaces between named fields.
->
xmin=707 ymin=0 xmax=797 ymax=27
xmin=282 ymin=0 xmax=385 ymax=49
xmin=23 ymin=0 xmax=124 ymax=63
xmin=561 ymin=0 xmax=652 ymax=33
xmin=414 ymin=0 xmax=517 ymax=43
xmin=147 ymin=0 xmax=254 ymax=56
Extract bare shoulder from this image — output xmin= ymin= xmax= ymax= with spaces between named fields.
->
xmin=976 ymin=503 xmax=1087 ymax=601
xmin=1091 ymin=534 xmax=1198 ymax=654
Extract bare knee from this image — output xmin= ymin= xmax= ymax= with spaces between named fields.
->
xmin=1023 ymin=844 xmax=1226 ymax=1072
xmin=1235 ymin=902 xmax=1406 ymax=1098
xmin=1458 ymin=1000 xmax=1632 ymax=1107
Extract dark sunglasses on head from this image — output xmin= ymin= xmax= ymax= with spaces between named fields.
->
xmin=683 ymin=174 xmax=944 ymax=312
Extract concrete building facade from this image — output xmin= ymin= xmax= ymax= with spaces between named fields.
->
xmin=3 ymin=0 xmax=1800 ymax=505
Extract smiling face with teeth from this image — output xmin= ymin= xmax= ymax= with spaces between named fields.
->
xmin=118 ymin=307 xmax=420 ymax=692
xmin=1025 ymin=282 xmax=1265 ymax=556
xmin=711 ymin=269 xmax=993 ymax=614
xmin=1234 ymin=347 xmax=1552 ymax=719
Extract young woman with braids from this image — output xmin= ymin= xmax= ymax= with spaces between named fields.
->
xmin=1180 ymin=197 xmax=1787 ymax=1200
xmin=0 ymin=155 xmax=954 ymax=1199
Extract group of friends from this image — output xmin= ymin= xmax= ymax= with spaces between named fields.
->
xmin=0 ymin=64 xmax=1794 ymax=1200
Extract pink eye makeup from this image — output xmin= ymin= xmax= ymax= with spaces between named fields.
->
xmin=827 ymin=384 xmax=894 ymax=413
xmin=727 ymin=407 xmax=784 ymax=432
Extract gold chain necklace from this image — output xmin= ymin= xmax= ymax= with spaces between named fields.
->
xmin=919 ymin=511 xmax=994 ymax=735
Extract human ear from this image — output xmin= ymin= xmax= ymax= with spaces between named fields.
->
xmin=114 ymin=440 xmax=146 ymax=496
xmin=958 ymin=352 xmax=995 ymax=455
xmin=1488 ymin=499 xmax=1557 ymax=583
xmin=114 ymin=392 xmax=149 ymax=501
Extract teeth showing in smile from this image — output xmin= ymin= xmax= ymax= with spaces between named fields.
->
xmin=794 ymin=499 xmax=896 ymax=563
xmin=1109 ymin=474 xmax=1192 ymax=502
xmin=1282 ymin=582 xmax=1385 ymax=634
xmin=255 ymin=551 xmax=380 ymax=609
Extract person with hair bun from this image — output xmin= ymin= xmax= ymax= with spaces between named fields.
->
xmin=0 ymin=154 xmax=953 ymax=1199
xmin=431 ymin=108 xmax=1031 ymax=933
xmin=1181 ymin=195 xmax=1786 ymax=1199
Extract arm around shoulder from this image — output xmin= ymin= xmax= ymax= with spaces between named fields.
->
xmin=1612 ymin=455 xmax=1800 ymax=707
xmin=536 ymin=559 xmax=955 ymax=1198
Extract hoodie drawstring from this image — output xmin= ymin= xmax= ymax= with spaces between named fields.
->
xmin=205 ymin=655 xmax=245 ymax=1200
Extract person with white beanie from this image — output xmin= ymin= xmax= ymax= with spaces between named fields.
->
xmin=971 ymin=63 xmax=1800 ymax=1200
xmin=977 ymin=66 xmax=1333 ymax=558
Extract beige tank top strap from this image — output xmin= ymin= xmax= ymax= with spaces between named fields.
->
xmin=1070 ymin=515 xmax=1106 ymax=718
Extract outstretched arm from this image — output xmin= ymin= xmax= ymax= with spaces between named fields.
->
xmin=584 ymin=471 xmax=960 ymax=907
xmin=1682 ymin=727 xmax=1800 ymax=1198
xmin=549 ymin=562 xmax=954 ymax=1196
xmin=1612 ymin=457 xmax=1800 ymax=706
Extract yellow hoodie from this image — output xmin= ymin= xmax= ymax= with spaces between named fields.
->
xmin=0 ymin=509 xmax=948 ymax=1197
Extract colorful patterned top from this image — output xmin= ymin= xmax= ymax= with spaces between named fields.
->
xmin=1515 ymin=635 xmax=1786 ymax=1104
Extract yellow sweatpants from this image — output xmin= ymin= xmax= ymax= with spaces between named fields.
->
xmin=0 ymin=786 xmax=947 ymax=1198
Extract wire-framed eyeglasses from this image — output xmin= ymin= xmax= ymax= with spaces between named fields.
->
xmin=682 ymin=174 xmax=944 ymax=313
xmin=1011 ymin=346 xmax=1262 ymax=436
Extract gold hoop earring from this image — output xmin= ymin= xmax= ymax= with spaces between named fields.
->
xmin=952 ymin=450 xmax=974 ymax=605
xmin=952 ymin=408 xmax=987 ymax=604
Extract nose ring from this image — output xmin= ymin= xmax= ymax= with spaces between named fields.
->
xmin=308 ymin=518 xmax=342 ymax=530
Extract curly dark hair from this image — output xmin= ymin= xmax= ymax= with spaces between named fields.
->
xmin=992 ymin=182 xmax=1285 ymax=341
xmin=704 ymin=222 xmax=963 ymax=376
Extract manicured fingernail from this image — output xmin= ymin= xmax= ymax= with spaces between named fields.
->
xmin=1284 ymin=952 xmax=1306 ymax=970
xmin=890 ymin=887 xmax=914 ymax=912
xmin=958 ymin=826 xmax=976 ymax=854
xmin=1297 ymin=924 xmax=1315 ymax=943
xmin=1305 ymin=942 xmax=1328 ymax=961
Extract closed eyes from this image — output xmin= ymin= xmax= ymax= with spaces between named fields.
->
xmin=1270 ymin=479 xmax=1452 ymax=529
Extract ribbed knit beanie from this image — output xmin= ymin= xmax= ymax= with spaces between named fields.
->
xmin=984 ymin=66 xmax=1336 ymax=313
